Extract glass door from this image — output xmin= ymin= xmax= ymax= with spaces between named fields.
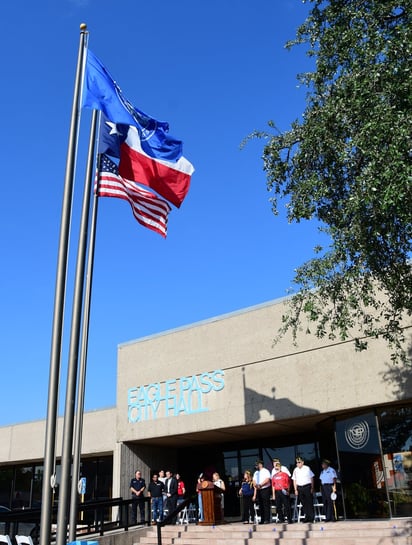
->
xmin=336 ymin=412 xmax=388 ymax=518
xmin=379 ymin=406 xmax=412 ymax=518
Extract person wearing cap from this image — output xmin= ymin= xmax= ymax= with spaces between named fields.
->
xmin=252 ymin=460 xmax=272 ymax=524
xmin=292 ymin=457 xmax=315 ymax=523
xmin=271 ymin=457 xmax=291 ymax=504
xmin=319 ymin=459 xmax=337 ymax=522
xmin=271 ymin=458 xmax=291 ymax=479
xmin=272 ymin=462 xmax=292 ymax=523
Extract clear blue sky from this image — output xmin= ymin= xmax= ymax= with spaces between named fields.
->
xmin=0 ymin=0 xmax=323 ymax=426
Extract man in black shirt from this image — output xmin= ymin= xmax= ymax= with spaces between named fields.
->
xmin=147 ymin=473 xmax=165 ymax=523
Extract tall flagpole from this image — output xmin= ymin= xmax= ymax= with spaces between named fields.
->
xmin=68 ymin=110 xmax=99 ymax=541
xmin=55 ymin=111 xmax=98 ymax=545
xmin=39 ymin=23 xmax=88 ymax=545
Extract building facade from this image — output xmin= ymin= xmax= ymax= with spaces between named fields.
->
xmin=1 ymin=299 xmax=411 ymax=519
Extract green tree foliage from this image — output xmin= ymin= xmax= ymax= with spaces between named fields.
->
xmin=262 ymin=0 xmax=412 ymax=361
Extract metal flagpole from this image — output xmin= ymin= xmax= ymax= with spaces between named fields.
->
xmin=55 ymin=108 xmax=98 ymax=545
xmin=39 ymin=23 xmax=88 ymax=545
xmin=68 ymin=110 xmax=100 ymax=541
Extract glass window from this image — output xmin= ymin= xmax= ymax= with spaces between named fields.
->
xmin=239 ymin=451 xmax=259 ymax=477
xmin=379 ymin=406 xmax=412 ymax=517
xmin=80 ymin=456 xmax=113 ymax=500
xmin=0 ymin=467 xmax=13 ymax=507
xmin=265 ymin=446 xmax=295 ymax=475
xmin=32 ymin=466 xmax=43 ymax=508
xmin=13 ymin=466 xmax=33 ymax=509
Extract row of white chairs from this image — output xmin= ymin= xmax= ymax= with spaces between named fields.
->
xmin=0 ymin=535 xmax=34 ymax=545
xmin=253 ymin=493 xmax=326 ymax=523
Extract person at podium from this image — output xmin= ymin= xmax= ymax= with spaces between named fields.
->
xmin=212 ymin=472 xmax=226 ymax=519
xmin=196 ymin=473 xmax=205 ymax=522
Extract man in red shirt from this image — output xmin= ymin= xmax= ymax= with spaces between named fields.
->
xmin=272 ymin=462 xmax=292 ymax=523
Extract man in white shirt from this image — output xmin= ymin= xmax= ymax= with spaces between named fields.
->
xmin=252 ymin=460 xmax=272 ymax=524
xmin=292 ymin=457 xmax=315 ymax=523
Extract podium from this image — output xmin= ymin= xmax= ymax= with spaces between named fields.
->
xmin=198 ymin=481 xmax=223 ymax=525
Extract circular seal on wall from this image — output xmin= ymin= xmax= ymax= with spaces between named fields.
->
xmin=345 ymin=420 xmax=370 ymax=449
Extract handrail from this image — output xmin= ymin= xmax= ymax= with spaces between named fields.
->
xmin=0 ymin=497 xmax=153 ymax=543
xmin=156 ymin=497 xmax=193 ymax=545
xmin=0 ymin=494 xmax=196 ymax=545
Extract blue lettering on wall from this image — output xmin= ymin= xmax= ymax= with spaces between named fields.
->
xmin=127 ymin=369 xmax=225 ymax=423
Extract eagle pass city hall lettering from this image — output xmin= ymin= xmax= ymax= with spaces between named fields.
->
xmin=128 ymin=370 xmax=225 ymax=423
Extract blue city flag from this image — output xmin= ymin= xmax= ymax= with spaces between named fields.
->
xmin=82 ymin=50 xmax=183 ymax=162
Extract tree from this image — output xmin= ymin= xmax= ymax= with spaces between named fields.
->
xmin=260 ymin=0 xmax=412 ymax=362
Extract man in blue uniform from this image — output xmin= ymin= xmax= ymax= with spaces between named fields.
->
xmin=319 ymin=459 xmax=338 ymax=522
xmin=130 ymin=470 xmax=146 ymax=524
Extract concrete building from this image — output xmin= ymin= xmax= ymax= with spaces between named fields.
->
xmin=1 ymin=298 xmax=411 ymax=519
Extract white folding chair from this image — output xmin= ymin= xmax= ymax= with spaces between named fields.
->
xmin=187 ymin=503 xmax=197 ymax=523
xmin=177 ymin=506 xmax=189 ymax=524
xmin=271 ymin=501 xmax=280 ymax=523
xmin=0 ymin=535 xmax=13 ymax=545
xmin=15 ymin=536 xmax=34 ymax=545
xmin=313 ymin=492 xmax=325 ymax=522
xmin=253 ymin=502 xmax=261 ymax=524
xmin=291 ymin=494 xmax=305 ymax=523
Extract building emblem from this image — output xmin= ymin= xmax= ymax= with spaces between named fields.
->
xmin=345 ymin=420 xmax=370 ymax=449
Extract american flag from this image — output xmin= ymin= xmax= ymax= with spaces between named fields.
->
xmin=95 ymin=154 xmax=171 ymax=238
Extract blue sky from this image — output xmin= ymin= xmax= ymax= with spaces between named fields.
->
xmin=0 ymin=0 xmax=323 ymax=426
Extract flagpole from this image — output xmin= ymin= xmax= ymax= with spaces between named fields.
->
xmin=55 ymin=107 xmax=98 ymax=545
xmin=68 ymin=110 xmax=99 ymax=542
xmin=39 ymin=23 xmax=88 ymax=545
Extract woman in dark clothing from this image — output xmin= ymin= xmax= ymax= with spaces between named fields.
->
xmin=239 ymin=470 xmax=255 ymax=523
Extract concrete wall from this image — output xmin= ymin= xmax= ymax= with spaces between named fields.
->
xmin=116 ymin=299 xmax=412 ymax=441
xmin=0 ymin=407 xmax=117 ymax=464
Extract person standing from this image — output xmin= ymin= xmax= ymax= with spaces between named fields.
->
xmin=158 ymin=469 xmax=167 ymax=519
xmin=196 ymin=473 xmax=205 ymax=522
xmin=272 ymin=462 xmax=292 ymax=523
xmin=271 ymin=458 xmax=291 ymax=480
xmin=319 ymin=459 xmax=337 ymax=522
xmin=176 ymin=473 xmax=186 ymax=505
xmin=292 ymin=457 xmax=315 ymax=523
xmin=212 ymin=472 xmax=226 ymax=519
xmin=147 ymin=473 xmax=164 ymax=523
xmin=238 ymin=470 xmax=255 ymax=524
xmin=130 ymin=470 xmax=146 ymax=524
xmin=253 ymin=460 xmax=272 ymax=524
xmin=165 ymin=470 xmax=178 ymax=524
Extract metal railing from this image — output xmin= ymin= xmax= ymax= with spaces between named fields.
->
xmin=155 ymin=497 xmax=193 ymax=545
xmin=0 ymin=497 xmax=154 ymax=544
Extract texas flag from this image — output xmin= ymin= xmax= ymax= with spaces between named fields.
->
xmin=118 ymin=125 xmax=194 ymax=208
xmin=99 ymin=116 xmax=194 ymax=208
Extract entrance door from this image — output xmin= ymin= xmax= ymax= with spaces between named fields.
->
xmin=336 ymin=412 xmax=388 ymax=518
xmin=379 ymin=406 xmax=412 ymax=518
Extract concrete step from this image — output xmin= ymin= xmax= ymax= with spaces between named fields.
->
xmin=133 ymin=520 xmax=412 ymax=545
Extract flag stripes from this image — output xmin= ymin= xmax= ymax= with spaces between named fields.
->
xmin=96 ymin=154 xmax=171 ymax=237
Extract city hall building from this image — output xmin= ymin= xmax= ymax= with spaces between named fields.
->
xmin=0 ymin=298 xmax=411 ymax=520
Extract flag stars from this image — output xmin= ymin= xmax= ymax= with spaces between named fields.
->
xmin=105 ymin=121 xmax=123 ymax=137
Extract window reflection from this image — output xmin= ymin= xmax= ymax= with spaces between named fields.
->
xmin=379 ymin=407 xmax=412 ymax=517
